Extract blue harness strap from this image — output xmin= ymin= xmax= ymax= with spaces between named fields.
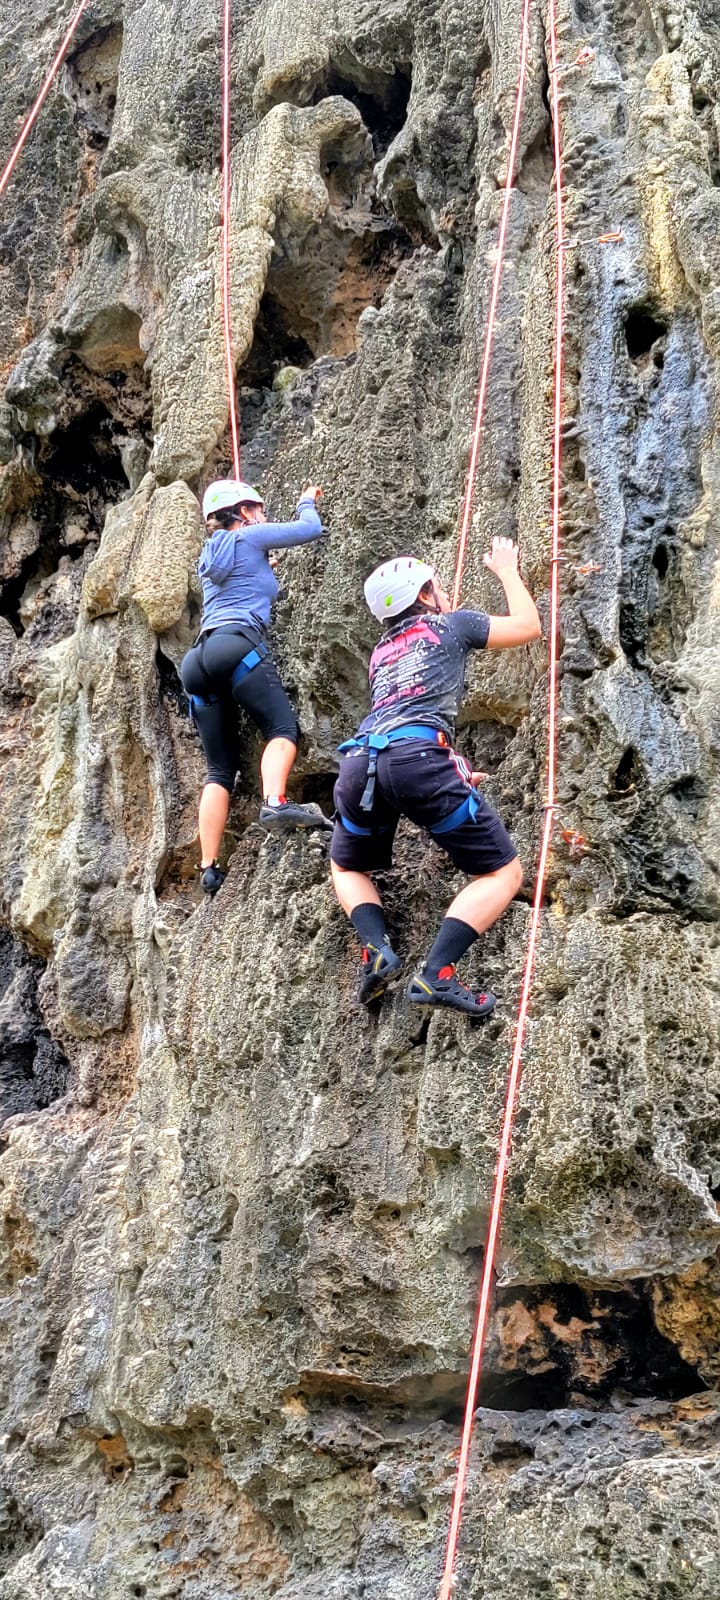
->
xmin=338 ymin=722 xmax=445 ymax=752
xmin=358 ymin=732 xmax=389 ymax=810
xmin=429 ymin=789 xmax=480 ymax=834
xmin=189 ymin=691 xmax=219 ymax=721
xmin=230 ymin=641 xmax=267 ymax=691
xmin=339 ymin=814 xmax=393 ymax=837
xmin=190 ymin=640 xmax=268 ymax=720
xmin=338 ymin=724 xmax=448 ymax=812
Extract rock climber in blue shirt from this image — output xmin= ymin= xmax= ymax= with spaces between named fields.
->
xmin=181 ymin=478 xmax=331 ymax=895
xmin=330 ymin=540 xmax=541 ymax=1015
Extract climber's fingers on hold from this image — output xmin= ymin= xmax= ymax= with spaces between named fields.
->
xmin=483 ymin=535 xmax=520 ymax=574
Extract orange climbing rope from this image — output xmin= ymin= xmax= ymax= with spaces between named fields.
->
xmin=438 ymin=0 xmax=567 ymax=1591
xmin=221 ymin=0 xmax=241 ymax=479
xmin=0 ymin=0 xmax=94 ymax=202
xmin=450 ymin=0 xmax=533 ymax=608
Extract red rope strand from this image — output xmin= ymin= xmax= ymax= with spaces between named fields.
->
xmin=0 ymin=0 xmax=93 ymax=202
xmin=438 ymin=0 xmax=566 ymax=1591
xmin=221 ymin=0 xmax=241 ymax=479
xmin=451 ymin=0 xmax=533 ymax=610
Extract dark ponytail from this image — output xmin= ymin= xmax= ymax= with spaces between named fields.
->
xmin=209 ymin=503 xmax=244 ymax=530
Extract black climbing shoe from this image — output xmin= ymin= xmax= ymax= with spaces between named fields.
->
xmin=358 ymin=941 xmax=403 ymax=1004
xmin=200 ymin=861 xmax=225 ymax=896
xmin=406 ymin=965 xmax=496 ymax=1018
xmin=258 ymin=799 xmax=333 ymax=834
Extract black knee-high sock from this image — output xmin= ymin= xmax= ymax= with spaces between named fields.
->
xmin=423 ymin=916 xmax=478 ymax=977
xmin=350 ymin=902 xmax=388 ymax=951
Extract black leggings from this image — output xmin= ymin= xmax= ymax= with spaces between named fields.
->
xmin=181 ymin=627 xmax=298 ymax=793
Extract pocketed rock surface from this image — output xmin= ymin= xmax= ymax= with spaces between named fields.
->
xmin=1 ymin=0 xmax=720 ymax=1595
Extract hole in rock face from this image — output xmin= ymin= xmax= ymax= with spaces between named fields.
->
xmin=312 ymin=65 xmax=412 ymax=157
xmin=65 ymin=24 xmax=123 ymax=148
xmin=0 ymin=396 xmax=139 ymax=636
xmin=74 ymin=305 xmax=145 ymax=380
xmin=242 ymin=293 xmax=317 ymax=389
xmin=670 ymin=775 xmax=705 ymax=818
xmin=0 ymin=525 xmax=90 ymax=640
xmin=237 ymin=210 xmax=414 ymax=444
xmin=624 ymin=307 xmax=667 ymax=363
xmin=485 ymin=1281 xmax=703 ymax=1411
xmin=0 ymin=931 xmax=70 ymax=1144
xmin=236 ymin=290 xmax=316 ymax=446
xmin=267 ymin=219 xmax=415 ymax=364
xmin=294 ymin=771 xmax=337 ymax=816
xmin=156 ymin=646 xmax=189 ymax=718
xmin=482 ymin=1369 xmax=571 ymax=1411
xmin=43 ymin=403 xmax=127 ymax=506
xmin=652 ymin=542 xmax=669 ymax=578
xmin=0 ymin=1489 xmax=43 ymax=1577
xmin=438 ymin=1402 xmax=466 ymax=1427
xmin=619 ymin=598 xmax=645 ymax=663
xmin=611 ymin=745 xmax=642 ymax=796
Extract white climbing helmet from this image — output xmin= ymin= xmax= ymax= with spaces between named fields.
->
xmin=364 ymin=556 xmax=436 ymax=620
xmin=202 ymin=479 xmax=264 ymax=520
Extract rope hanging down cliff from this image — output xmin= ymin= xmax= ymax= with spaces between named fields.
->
xmin=0 ymin=0 xmax=94 ymax=202
xmin=439 ymin=0 xmax=567 ymax=1591
xmin=451 ymin=0 xmax=534 ymax=608
xmin=221 ymin=0 xmax=242 ymax=479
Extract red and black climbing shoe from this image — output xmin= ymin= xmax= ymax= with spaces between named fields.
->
xmin=201 ymin=861 xmax=225 ymax=896
xmin=258 ymin=797 xmax=334 ymax=835
xmin=406 ymin=965 xmax=496 ymax=1018
xmin=358 ymin=941 xmax=403 ymax=1004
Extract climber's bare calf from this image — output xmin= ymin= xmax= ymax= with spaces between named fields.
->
xmin=331 ymin=858 xmax=523 ymax=936
xmin=329 ymin=540 xmax=540 ymax=1015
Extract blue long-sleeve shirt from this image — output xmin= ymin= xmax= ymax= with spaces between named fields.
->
xmin=197 ymin=494 xmax=324 ymax=635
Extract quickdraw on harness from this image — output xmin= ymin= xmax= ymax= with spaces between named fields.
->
xmin=188 ymin=638 xmax=268 ymax=721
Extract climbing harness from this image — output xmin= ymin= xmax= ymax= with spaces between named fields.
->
xmin=438 ymin=0 xmax=571 ymax=1591
xmin=427 ymin=789 xmax=480 ymax=835
xmin=188 ymin=638 xmax=269 ymax=720
xmin=221 ymin=0 xmax=241 ymax=479
xmin=337 ymin=723 xmax=450 ymax=812
xmin=0 ymin=0 xmax=94 ymax=202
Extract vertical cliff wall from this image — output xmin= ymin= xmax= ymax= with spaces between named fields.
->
xmin=1 ymin=0 xmax=720 ymax=1595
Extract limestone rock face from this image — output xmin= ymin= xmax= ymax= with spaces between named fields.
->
xmin=1 ymin=0 xmax=720 ymax=1595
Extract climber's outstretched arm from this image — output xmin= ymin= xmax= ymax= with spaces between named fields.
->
xmin=484 ymin=536 xmax=542 ymax=648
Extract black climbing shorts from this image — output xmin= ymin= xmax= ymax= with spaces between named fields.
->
xmin=330 ymin=740 xmax=518 ymax=876
xmin=181 ymin=626 xmax=299 ymax=794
